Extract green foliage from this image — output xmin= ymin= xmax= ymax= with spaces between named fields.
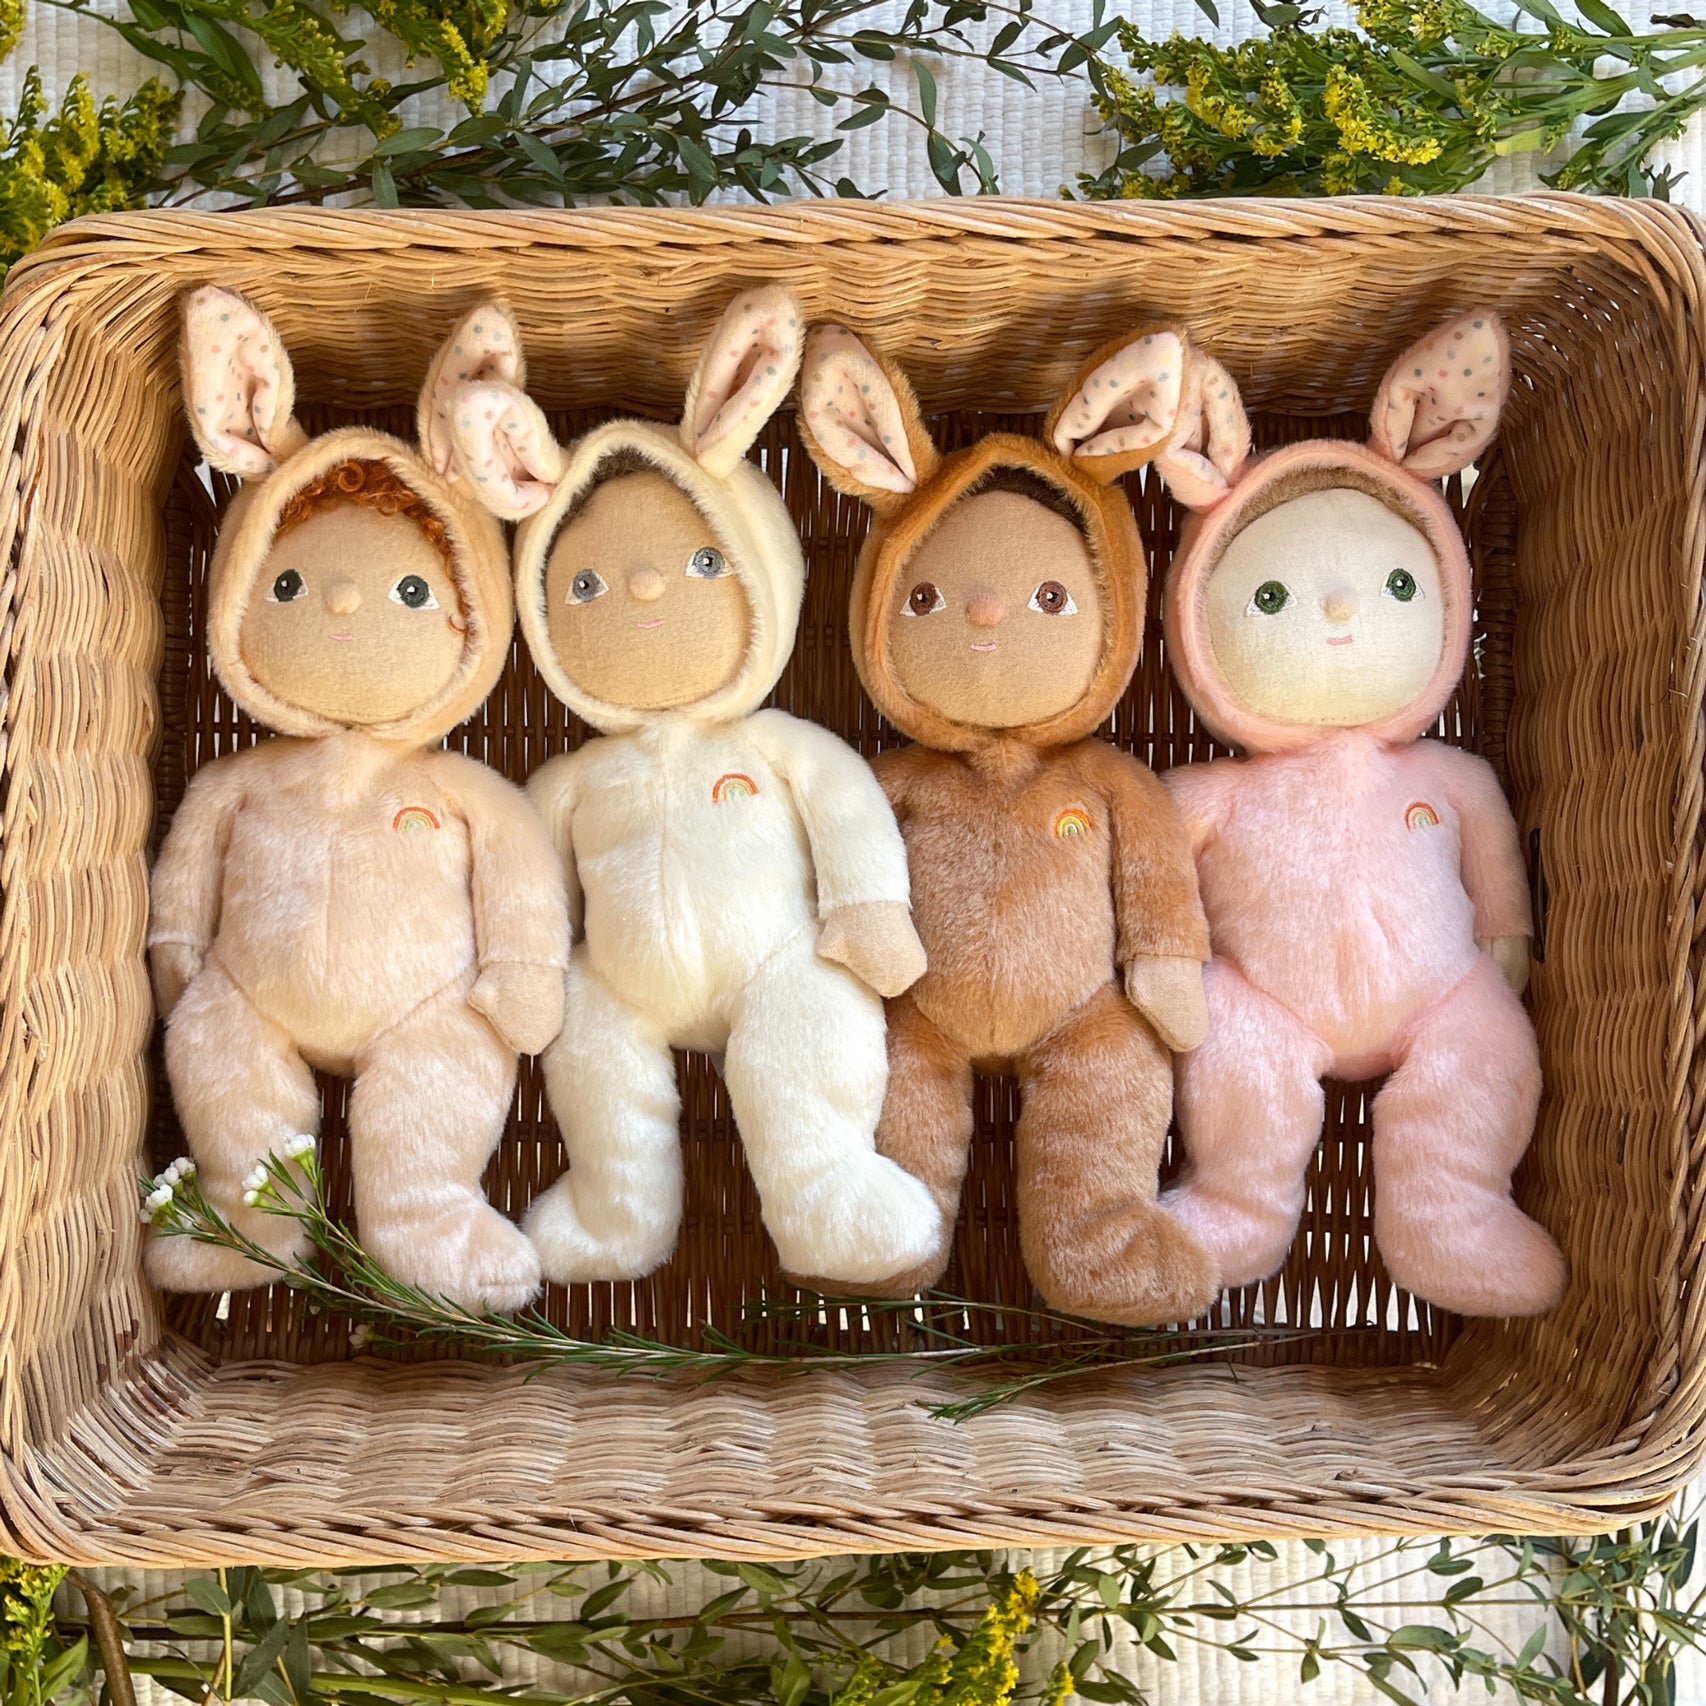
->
xmin=10 ymin=1507 xmax=1704 ymax=1704
xmin=1077 ymin=0 xmax=1706 ymax=200
xmin=39 ymin=0 xmax=1101 ymax=211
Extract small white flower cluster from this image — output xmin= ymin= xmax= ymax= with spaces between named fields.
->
xmin=139 ymin=1156 xmax=196 ymax=1224
xmin=242 ymin=1134 xmax=318 ymax=1206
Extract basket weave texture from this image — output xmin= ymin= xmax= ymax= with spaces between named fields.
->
xmin=1 ymin=196 xmax=1703 ymax=1566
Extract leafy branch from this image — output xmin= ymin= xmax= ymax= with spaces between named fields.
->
xmin=141 ymin=1152 xmax=1305 ymax=1422
xmin=23 ymin=1503 xmax=1706 ymax=1704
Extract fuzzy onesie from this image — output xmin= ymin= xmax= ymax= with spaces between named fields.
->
xmin=448 ymin=286 xmax=942 ymax=1285
xmin=147 ymin=289 xmax=570 ymax=1313
xmin=796 ymin=322 xmax=1219 ymax=1325
xmin=1154 ymin=313 xmax=1566 ymax=1317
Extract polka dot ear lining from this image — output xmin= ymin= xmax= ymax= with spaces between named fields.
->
xmin=1369 ymin=312 xmax=1509 ymax=479
xmin=182 ymin=286 xmax=298 ymax=478
xmin=798 ymin=326 xmax=919 ymax=497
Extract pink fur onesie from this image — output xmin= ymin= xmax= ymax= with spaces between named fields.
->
xmin=1155 ymin=313 xmax=1567 ymax=1318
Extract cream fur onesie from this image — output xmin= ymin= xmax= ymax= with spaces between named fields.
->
xmin=452 ymin=288 xmax=942 ymax=1284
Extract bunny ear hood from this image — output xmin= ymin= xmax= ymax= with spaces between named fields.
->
xmin=849 ymin=433 xmax=1148 ymax=753
xmin=807 ymin=324 xmax=1182 ymax=754
xmin=205 ymin=427 xmax=513 ymax=744
xmin=1161 ymin=443 xmax=1473 ymax=754
xmin=512 ymin=419 xmax=805 ymax=735
xmin=186 ymin=286 xmax=517 ymax=744
xmin=1160 ymin=312 xmax=1508 ymax=755
xmin=506 ymin=285 xmax=806 ymax=736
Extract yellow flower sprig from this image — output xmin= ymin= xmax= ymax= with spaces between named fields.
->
xmin=0 ymin=67 xmax=178 ymax=269
xmin=1079 ymin=0 xmax=1706 ymax=199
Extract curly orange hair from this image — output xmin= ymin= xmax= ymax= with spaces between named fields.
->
xmin=275 ymin=459 xmax=456 ymax=570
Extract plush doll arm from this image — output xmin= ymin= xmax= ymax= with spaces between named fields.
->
xmin=147 ymin=755 xmax=246 ymax=1017
xmin=1096 ymin=749 xmax=1213 ymax=1052
xmin=750 ymin=709 xmax=925 ymax=998
xmin=1432 ymin=744 xmax=1534 ymax=993
xmin=525 ymin=753 xmax=586 ymax=939
xmin=440 ymin=753 xmax=572 ymax=1056
xmin=1160 ymin=759 xmax=1236 ymax=861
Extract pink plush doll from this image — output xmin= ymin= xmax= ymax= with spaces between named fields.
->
xmin=145 ymin=288 xmax=570 ymax=1314
xmin=1154 ymin=312 xmax=1566 ymax=1318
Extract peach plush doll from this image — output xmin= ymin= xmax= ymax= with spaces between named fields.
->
xmin=447 ymin=286 xmax=942 ymax=1286
xmin=796 ymin=321 xmax=1219 ymax=1326
xmin=1154 ymin=312 xmax=1566 ymax=1317
xmin=146 ymin=287 xmax=570 ymax=1314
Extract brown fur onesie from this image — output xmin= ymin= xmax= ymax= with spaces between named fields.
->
xmin=798 ymin=324 xmax=1219 ymax=1324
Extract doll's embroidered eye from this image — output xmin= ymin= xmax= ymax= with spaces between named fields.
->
xmin=1028 ymin=580 xmax=1077 ymax=616
xmin=269 ymin=569 xmax=304 ymax=603
xmin=569 ymin=569 xmax=607 ymax=604
xmin=389 ymin=575 xmax=437 ymax=610
xmin=686 ymin=546 xmax=726 ymax=579
xmin=1249 ymin=580 xmax=1290 ymax=616
xmin=1385 ymin=568 xmax=1420 ymax=602
xmin=905 ymin=581 xmax=945 ymax=617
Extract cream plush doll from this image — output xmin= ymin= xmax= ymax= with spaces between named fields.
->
xmin=147 ymin=287 xmax=570 ymax=1314
xmin=449 ymin=286 xmax=942 ymax=1285
xmin=1154 ymin=312 xmax=1567 ymax=1317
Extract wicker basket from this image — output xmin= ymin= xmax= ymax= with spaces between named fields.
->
xmin=1 ymin=195 xmax=1702 ymax=1566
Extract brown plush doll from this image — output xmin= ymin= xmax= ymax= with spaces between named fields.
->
xmin=144 ymin=288 xmax=570 ymax=1313
xmin=796 ymin=324 xmax=1220 ymax=1325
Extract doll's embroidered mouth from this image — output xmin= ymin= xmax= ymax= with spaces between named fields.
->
xmin=636 ymin=618 xmax=664 ymax=630
xmin=1326 ymin=635 xmax=1354 ymax=646
xmin=327 ymin=631 xmax=354 ymax=642
xmin=970 ymin=641 xmax=997 ymax=653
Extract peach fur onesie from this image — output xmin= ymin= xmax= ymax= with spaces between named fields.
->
xmin=146 ymin=289 xmax=570 ymax=1313
xmin=797 ymin=322 xmax=1219 ymax=1326
xmin=1154 ymin=312 xmax=1567 ymax=1317
xmin=447 ymin=287 xmax=943 ymax=1286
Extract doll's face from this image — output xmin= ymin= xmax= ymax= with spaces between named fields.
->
xmin=543 ymin=470 xmax=751 ymax=710
xmin=887 ymin=490 xmax=1103 ymax=729
xmin=241 ymin=503 xmax=466 ymax=725
xmin=1206 ymin=487 xmax=1444 ymax=727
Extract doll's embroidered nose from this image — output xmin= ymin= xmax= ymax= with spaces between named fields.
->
xmin=324 ymin=578 xmax=361 ymax=616
xmin=628 ymin=567 xmax=665 ymax=603
xmin=1322 ymin=587 xmax=1359 ymax=624
xmin=965 ymin=589 xmax=1004 ymax=628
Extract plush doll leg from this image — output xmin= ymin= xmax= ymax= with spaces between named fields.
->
xmin=723 ymin=931 xmax=944 ymax=1285
xmin=1372 ymin=955 xmax=1565 ymax=1316
xmin=524 ymin=950 xmax=685 ymax=1283
xmin=350 ymin=982 xmax=539 ymax=1314
xmin=147 ymin=961 xmax=318 ymax=1294
xmin=1163 ymin=958 xmax=1333 ymax=1288
xmin=1016 ymin=982 xmax=1218 ymax=1326
xmin=795 ymin=991 xmax=975 ymax=1296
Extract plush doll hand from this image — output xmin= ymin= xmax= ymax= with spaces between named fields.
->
xmin=817 ymin=900 xmax=927 ymax=998
xmin=1477 ymin=934 xmax=1532 ymax=996
xmin=469 ymin=961 xmax=566 ymax=1056
xmin=1124 ymin=954 xmax=1211 ymax=1053
xmin=151 ymin=943 xmax=203 ymax=1020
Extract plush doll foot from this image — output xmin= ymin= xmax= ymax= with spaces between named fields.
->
xmin=1377 ymin=1196 xmax=1566 ymax=1317
xmin=782 ymin=1211 xmax=954 ymax=1299
xmin=145 ymin=1222 xmax=307 ymax=1295
xmin=363 ymin=1197 xmax=541 ymax=1315
xmin=1028 ymin=1200 xmax=1221 ymax=1328
xmin=764 ymin=1152 xmax=945 ymax=1287
xmin=524 ymin=1176 xmax=678 ymax=1284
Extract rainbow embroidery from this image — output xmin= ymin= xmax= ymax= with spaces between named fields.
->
xmin=393 ymin=806 xmax=441 ymax=835
xmin=1053 ymin=807 xmax=1092 ymax=840
xmin=1405 ymin=800 xmax=1440 ymax=832
xmin=711 ymin=773 xmax=758 ymax=804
